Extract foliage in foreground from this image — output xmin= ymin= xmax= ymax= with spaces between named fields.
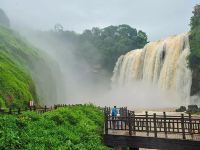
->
xmin=0 ymin=104 xmax=110 ymax=150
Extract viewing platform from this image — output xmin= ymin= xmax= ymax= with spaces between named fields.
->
xmin=103 ymin=107 xmax=200 ymax=150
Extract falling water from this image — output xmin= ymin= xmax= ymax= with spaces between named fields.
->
xmin=112 ymin=33 xmax=192 ymax=106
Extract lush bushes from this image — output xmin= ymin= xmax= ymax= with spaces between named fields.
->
xmin=0 ymin=104 xmax=110 ymax=150
xmin=176 ymin=105 xmax=200 ymax=114
xmin=175 ymin=106 xmax=186 ymax=112
xmin=187 ymin=105 xmax=199 ymax=113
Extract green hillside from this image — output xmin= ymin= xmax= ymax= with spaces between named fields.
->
xmin=0 ymin=105 xmax=110 ymax=150
xmin=0 ymin=23 xmax=64 ymax=108
xmin=0 ymin=25 xmax=39 ymax=108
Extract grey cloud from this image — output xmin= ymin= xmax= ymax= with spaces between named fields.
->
xmin=0 ymin=0 xmax=198 ymax=40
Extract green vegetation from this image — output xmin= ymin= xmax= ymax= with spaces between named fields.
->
xmin=176 ymin=105 xmax=200 ymax=114
xmin=189 ymin=4 xmax=200 ymax=70
xmin=0 ymin=25 xmax=39 ymax=108
xmin=0 ymin=105 xmax=110 ymax=150
xmin=0 ymin=9 xmax=61 ymax=108
xmin=187 ymin=105 xmax=199 ymax=113
xmin=37 ymin=24 xmax=148 ymax=74
xmin=176 ymin=106 xmax=186 ymax=112
xmin=78 ymin=25 xmax=148 ymax=72
xmin=189 ymin=4 xmax=200 ymax=96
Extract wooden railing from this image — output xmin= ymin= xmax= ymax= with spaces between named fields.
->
xmin=0 ymin=105 xmax=54 ymax=115
xmin=0 ymin=104 xmax=85 ymax=115
xmin=104 ymin=107 xmax=200 ymax=140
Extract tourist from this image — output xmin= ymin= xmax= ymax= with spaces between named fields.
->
xmin=112 ymin=106 xmax=118 ymax=129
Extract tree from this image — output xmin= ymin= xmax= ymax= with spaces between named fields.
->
xmin=54 ymin=24 xmax=64 ymax=32
xmin=189 ymin=4 xmax=200 ymax=70
xmin=189 ymin=4 xmax=200 ymax=96
xmin=0 ymin=8 xmax=10 ymax=27
xmin=190 ymin=4 xmax=200 ymax=30
xmin=36 ymin=24 xmax=148 ymax=75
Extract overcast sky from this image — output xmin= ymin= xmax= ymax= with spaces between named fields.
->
xmin=0 ymin=0 xmax=199 ymax=41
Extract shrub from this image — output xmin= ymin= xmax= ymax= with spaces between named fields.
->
xmin=50 ymin=113 xmax=65 ymax=125
xmin=176 ymin=106 xmax=186 ymax=112
xmin=187 ymin=105 xmax=199 ymax=113
xmin=0 ymin=97 xmax=5 ymax=109
xmin=0 ymin=105 xmax=110 ymax=150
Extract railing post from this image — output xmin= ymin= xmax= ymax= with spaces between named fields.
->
xmin=9 ymin=108 xmax=12 ymax=114
xmin=128 ymin=112 xmax=132 ymax=136
xmin=145 ymin=111 xmax=149 ymax=136
xmin=18 ymin=108 xmax=21 ymax=114
xmin=153 ymin=113 xmax=157 ymax=138
xmin=163 ymin=112 xmax=167 ymax=138
xmin=104 ymin=109 xmax=108 ymax=135
xmin=132 ymin=111 xmax=135 ymax=135
xmin=33 ymin=105 xmax=36 ymax=111
xmin=126 ymin=107 xmax=128 ymax=117
xmin=181 ymin=114 xmax=186 ymax=139
xmin=189 ymin=113 xmax=193 ymax=138
xmin=45 ymin=105 xmax=47 ymax=112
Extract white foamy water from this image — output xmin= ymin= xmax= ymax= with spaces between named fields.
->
xmin=112 ymin=33 xmax=192 ymax=106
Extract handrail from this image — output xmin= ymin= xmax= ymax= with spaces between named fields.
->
xmin=0 ymin=104 xmax=85 ymax=115
xmin=104 ymin=107 xmax=200 ymax=140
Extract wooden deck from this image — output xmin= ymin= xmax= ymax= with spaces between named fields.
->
xmin=103 ymin=134 xmax=200 ymax=150
xmin=103 ymin=107 xmax=200 ymax=150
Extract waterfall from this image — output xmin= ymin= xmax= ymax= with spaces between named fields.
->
xmin=112 ymin=33 xmax=192 ymax=105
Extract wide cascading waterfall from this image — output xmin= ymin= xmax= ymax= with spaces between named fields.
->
xmin=112 ymin=33 xmax=192 ymax=106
